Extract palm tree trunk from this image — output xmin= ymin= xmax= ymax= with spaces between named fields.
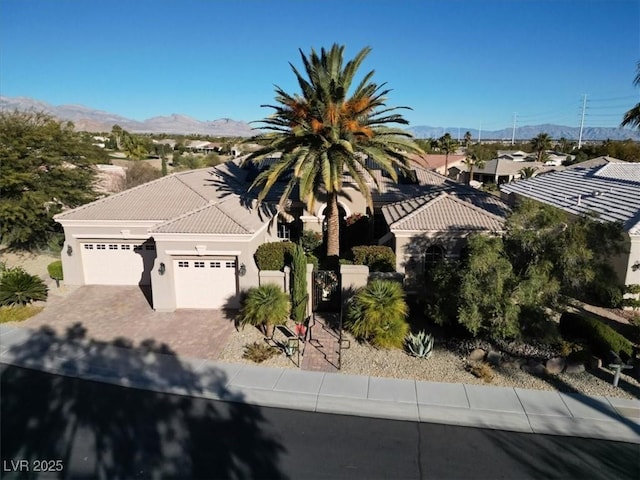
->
xmin=325 ymin=192 xmax=340 ymax=259
xmin=444 ymin=153 xmax=449 ymax=177
xmin=467 ymin=163 xmax=474 ymax=185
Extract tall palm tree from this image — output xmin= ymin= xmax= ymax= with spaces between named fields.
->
xmin=530 ymin=133 xmax=552 ymax=163
xmin=438 ymin=133 xmax=456 ymax=176
xmin=463 ymin=131 xmax=472 ymax=149
xmin=621 ymin=62 xmax=640 ymax=130
xmin=245 ymin=44 xmax=423 ymax=259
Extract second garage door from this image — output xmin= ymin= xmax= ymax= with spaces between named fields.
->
xmin=173 ymin=258 xmax=237 ymax=309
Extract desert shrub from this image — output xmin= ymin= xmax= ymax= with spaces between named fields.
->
xmin=0 ymin=267 xmax=48 ymax=306
xmin=559 ymin=312 xmax=633 ymax=361
xmin=203 ymin=152 xmax=221 ymax=167
xmin=351 ymin=245 xmax=396 ymax=272
xmin=466 ymin=362 xmax=495 ymax=383
xmin=254 ymin=241 xmax=296 ymax=271
xmin=242 ymin=342 xmax=279 ymax=363
xmin=47 ymin=260 xmax=63 ymax=281
xmin=345 ymin=279 xmax=409 ymax=349
xmin=124 ymin=161 xmax=162 ymax=189
xmin=0 ymin=305 xmax=44 ymax=323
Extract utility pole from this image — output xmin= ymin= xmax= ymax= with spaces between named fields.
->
xmin=578 ymin=94 xmax=587 ymax=149
xmin=511 ymin=113 xmax=517 ymax=145
xmin=457 ymin=127 xmax=461 ymax=142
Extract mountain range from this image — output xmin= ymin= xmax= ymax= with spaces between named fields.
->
xmin=1 ymin=96 xmax=638 ymax=141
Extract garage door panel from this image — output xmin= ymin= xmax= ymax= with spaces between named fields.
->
xmin=174 ymin=259 xmax=237 ymax=309
xmin=81 ymin=242 xmax=154 ymax=285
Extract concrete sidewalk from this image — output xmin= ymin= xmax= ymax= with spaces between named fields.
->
xmin=1 ymin=324 xmax=638 ymax=444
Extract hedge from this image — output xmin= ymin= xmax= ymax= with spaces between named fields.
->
xmin=351 ymin=245 xmax=396 ymax=272
xmin=559 ymin=312 xmax=634 ymax=362
xmin=254 ymin=241 xmax=296 ymax=271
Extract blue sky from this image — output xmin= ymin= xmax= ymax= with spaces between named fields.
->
xmin=2 ymin=0 xmax=638 ymax=130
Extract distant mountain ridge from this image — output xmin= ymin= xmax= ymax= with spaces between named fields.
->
xmin=1 ymin=96 xmax=638 ymax=141
xmin=0 ymin=96 xmax=257 ymax=137
xmin=407 ymin=124 xmax=640 ymax=142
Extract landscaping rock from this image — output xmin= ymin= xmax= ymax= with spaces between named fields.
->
xmin=468 ymin=348 xmax=486 ymax=362
xmin=486 ymin=350 xmax=502 ymax=366
xmin=522 ymin=360 xmax=546 ymax=375
xmin=565 ymin=362 xmax=586 ymax=375
xmin=545 ymin=357 xmax=566 ymax=375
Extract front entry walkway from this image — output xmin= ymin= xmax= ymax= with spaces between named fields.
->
xmin=301 ymin=313 xmax=341 ymax=372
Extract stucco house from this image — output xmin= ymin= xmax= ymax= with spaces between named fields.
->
xmin=56 ymin=156 xmax=511 ymax=311
xmin=500 ymin=162 xmax=640 ymax=290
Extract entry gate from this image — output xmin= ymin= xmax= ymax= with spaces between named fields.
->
xmin=312 ymin=270 xmax=340 ymax=312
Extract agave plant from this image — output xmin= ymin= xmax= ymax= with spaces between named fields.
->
xmin=0 ymin=267 xmax=48 ymax=306
xmin=405 ymin=330 xmax=434 ymax=359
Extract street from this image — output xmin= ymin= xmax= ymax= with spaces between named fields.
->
xmin=2 ymin=364 xmax=638 ymax=479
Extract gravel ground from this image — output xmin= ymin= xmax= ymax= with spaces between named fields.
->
xmin=218 ymin=326 xmax=640 ymax=400
xmin=6 ymin=250 xmax=639 ymax=400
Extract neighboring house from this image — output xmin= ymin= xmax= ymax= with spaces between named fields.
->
xmin=496 ymin=150 xmax=534 ymax=161
xmin=565 ymin=155 xmax=626 ymax=170
xmin=500 ymin=163 xmax=640 ymax=289
xmin=184 ymin=140 xmax=221 ymax=153
xmin=408 ymin=153 xmax=467 ymax=177
xmin=454 ymin=158 xmax=547 ymax=185
xmin=380 ymin=189 xmax=509 ymax=282
xmin=56 ymin=157 xmax=511 ymax=311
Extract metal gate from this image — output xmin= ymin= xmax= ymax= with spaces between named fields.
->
xmin=312 ymin=270 xmax=341 ymax=312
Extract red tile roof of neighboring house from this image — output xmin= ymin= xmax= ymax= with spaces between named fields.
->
xmin=408 ymin=153 xmax=467 ymax=171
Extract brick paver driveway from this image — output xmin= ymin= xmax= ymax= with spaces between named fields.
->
xmin=19 ymin=285 xmax=237 ymax=360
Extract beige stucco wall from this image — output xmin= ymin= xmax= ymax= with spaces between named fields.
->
xmin=623 ymin=234 xmax=640 ymax=286
xmin=300 ymin=186 xmax=369 ymax=233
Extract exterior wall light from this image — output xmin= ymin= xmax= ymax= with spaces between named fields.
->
xmin=158 ymin=262 xmax=166 ymax=275
xmin=66 ymin=245 xmax=73 ymax=256
xmin=238 ymin=263 xmax=246 ymax=277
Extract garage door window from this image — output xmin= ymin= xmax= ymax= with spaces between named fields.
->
xmin=210 ymin=262 xmax=221 ymax=268
xmin=121 ymin=245 xmax=130 ymax=250
xmin=226 ymin=261 xmax=236 ymax=268
xmin=97 ymin=244 xmax=105 ymax=250
xmin=84 ymin=244 xmax=94 ymax=250
xmin=178 ymin=261 xmax=189 ymax=268
xmin=194 ymin=261 xmax=205 ymax=268
xmin=109 ymin=244 xmax=118 ymax=250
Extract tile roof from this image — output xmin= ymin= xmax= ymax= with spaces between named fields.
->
xmin=565 ymin=156 xmax=625 ymax=170
xmin=151 ymin=195 xmax=275 ymax=234
xmin=382 ymin=186 xmax=510 ymax=232
xmin=408 ymin=154 xmax=467 ymax=170
xmin=500 ymin=165 xmax=640 ymax=233
xmin=383 ymin=192 xmax=506 ymax=232
xmin=55 ymin=174 xmax=212 ymax=221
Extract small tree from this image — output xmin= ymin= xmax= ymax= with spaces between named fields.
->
xmin=47 ymin=260 xmax=63 ymax=287
xmin=290 ymin=244 xmax=308 ymax=325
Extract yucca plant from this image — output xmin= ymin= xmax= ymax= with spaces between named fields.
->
xmin=405 ymin=330 xmax=434 ymax=359
xmin=0 ymin=267 xmax=48 ymax=306
xmin=345 ymin=279 xmax=409 ymax=349
xmin=237 ymin=284 xmax=290 ymax=338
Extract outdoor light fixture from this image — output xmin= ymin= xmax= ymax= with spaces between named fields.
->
xmin=238 ymin=263 xmax=246 ymax=277
xmin=158 ymin=262 xmax=166 ymax=275
xmin=66 ymin=245 xmax=73 ymax=256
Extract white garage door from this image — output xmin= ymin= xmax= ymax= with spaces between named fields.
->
xmin=81 ymin=242 xmax=155 ymax=285
xmin=173 ymin=258 xmax=237 ymax=309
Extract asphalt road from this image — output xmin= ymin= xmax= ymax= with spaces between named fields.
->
xmin=1 ymin=364 xmax=638 ymax=480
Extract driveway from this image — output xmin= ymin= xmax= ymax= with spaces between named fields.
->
xmin=17 ymin=285 xmax=237 ymax=360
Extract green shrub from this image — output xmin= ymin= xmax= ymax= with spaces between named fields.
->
xmin=559 ymin=312 xmax=633 ymax=361
xmin=345 ymin=279 xmax=409 ymax=349
xmin=0 ymin=305 xmax=44 ymax=323
xmin=300 ymin=230 xmax=323 ymax=254
xmin=47 ymin=260 xmax=63 ymax=281
xmin=254 ymin=241 xmax=296 ymax=271
xmin=0 ymin=267 xmax=48 ymax=306
xmin=351 ymin=245 xmax=396 ymax=272
xmin=306 ymin=253 xmax=319 ymax=269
